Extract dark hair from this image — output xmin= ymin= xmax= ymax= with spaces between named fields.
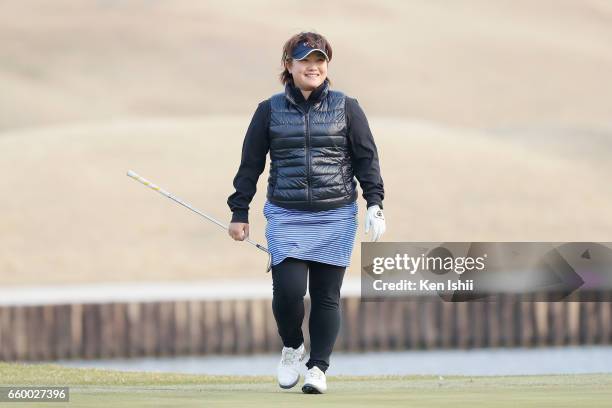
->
xmin=279 ymin=31 xmax=333 ymax=85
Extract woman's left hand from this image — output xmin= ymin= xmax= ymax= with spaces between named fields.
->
xmin=365 ymin=205 xmax=386 ymax=242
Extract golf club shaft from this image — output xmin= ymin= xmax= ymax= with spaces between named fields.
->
xmin=126 ymin=170 xmax=269 ymax=254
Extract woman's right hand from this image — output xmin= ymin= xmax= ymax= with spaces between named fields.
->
xmin=228 ymin=222 xmax=250 ymax=241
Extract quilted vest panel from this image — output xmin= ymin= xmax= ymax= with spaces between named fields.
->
xmin=267 ymin=82 xmax=357 ymax=210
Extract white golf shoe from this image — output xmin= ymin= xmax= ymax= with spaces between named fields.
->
xmin=277 ymin=343 xmax=306 ymax=389
xmin=302 ymin=366 xmax=327 ymax=394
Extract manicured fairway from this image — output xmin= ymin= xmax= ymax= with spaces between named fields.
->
xmin=1 ymin=363 xmax=610 ymax=407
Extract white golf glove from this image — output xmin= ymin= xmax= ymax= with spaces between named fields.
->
xmin=365 ymin=204 xmax=386 ymax=242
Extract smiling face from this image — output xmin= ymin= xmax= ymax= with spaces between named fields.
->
xmin=286 ymin=51 xmax=328 ymax=91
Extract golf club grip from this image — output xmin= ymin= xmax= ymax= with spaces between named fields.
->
xmin=127 ymin=170 xmax=168 ymax=196
xmin=127 ymin=170 xmax=270 ymax=255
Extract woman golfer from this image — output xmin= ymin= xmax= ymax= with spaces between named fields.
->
xmin=228 ymin=31 xmax=385 ymax=394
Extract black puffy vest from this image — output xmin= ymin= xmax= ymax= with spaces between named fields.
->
xmin=266 ymin=80 xmax=358 ymax=210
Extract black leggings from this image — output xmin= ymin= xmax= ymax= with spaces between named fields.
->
xmin=271 ymin=257 xmax=346 ymax=373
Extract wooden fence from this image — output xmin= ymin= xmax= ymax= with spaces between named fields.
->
xmin=0 ymin=293 xmax=611 ymax=361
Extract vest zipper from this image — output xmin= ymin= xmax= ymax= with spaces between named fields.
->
xmin=305 ymin=109 xmax=311 ymax=205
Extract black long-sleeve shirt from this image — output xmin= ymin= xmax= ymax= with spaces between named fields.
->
xmin=228 ymin=89 xmax=384 ymax=223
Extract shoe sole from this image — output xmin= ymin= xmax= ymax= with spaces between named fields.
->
xmin=301 ymin=384 xmax=324 ymax=394
xmin=278 ymin=377 xmax=299 ymax=389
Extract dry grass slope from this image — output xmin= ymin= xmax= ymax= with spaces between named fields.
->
xmin=1 ymin=116 xmax=610 ymax=285
xmin=1 ymin=0 xmax=612 ymax=130
xmin=1 ymin=0 xmax=611 ymax=285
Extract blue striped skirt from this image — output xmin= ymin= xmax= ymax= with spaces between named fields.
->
xmin=263 ymin=200 xmax=359 ymax=267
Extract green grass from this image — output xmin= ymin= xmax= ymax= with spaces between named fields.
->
xmin=1 ymin=363 xmax=611 ymax=407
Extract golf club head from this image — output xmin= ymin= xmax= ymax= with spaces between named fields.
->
xmin=266 ymin=252 xmax=272 ymax=273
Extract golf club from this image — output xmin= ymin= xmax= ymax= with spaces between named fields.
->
xmin=127 ymin=170 xmax=272 ymax=273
